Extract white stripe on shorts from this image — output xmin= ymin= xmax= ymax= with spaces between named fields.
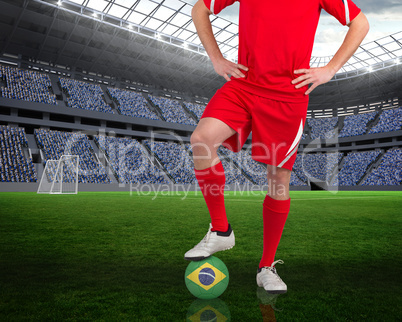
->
xmin=278 ymin=119 xmax=304 ymax=168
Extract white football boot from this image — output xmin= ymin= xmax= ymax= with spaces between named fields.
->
xmin=184 ymin=223 xmax=235 ymax=261
xmin=256 ymin=260 xmax=287 ymax=294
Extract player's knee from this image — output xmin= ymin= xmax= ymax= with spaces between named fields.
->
xmin=190 ymin=130 xmax=203 ymax=146
xmin=191 ymin=130 xmax=214 ymax=150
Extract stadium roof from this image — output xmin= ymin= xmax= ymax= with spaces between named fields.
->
xmin=54 ymin=0 xmax=239 ymax=59
xmin=34 ymin=0 xmax=402 ymax=75
xmin=0 ymin=0 xmax=401 ymax=110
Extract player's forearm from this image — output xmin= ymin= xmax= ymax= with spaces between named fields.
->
xmin=192 ymin=1 xmax=223 ymax=64
xmin=326 ymin=12 xmax=370 ymax=74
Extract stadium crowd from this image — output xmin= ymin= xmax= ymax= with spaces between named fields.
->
xmin=210 ymin=146 xmax=307 ymax=186
xmin=149 ymin=95 xmax=197 ymax=126
xmin=35 ymin=129 xmax=110 ymax=184
xmin=94 ymin=136 xmax=169 ymax=184
xmin=362 ymin=148 xmax=402 ymax=185
xmin=290 ymin=172 xmax=307 ymax=186
xmin=292 ymin=152 xmax=343 ymax=184
xmin=220 ymin=158 xmax=248 ymax=184
xmin=0 ymin=126 xmax=37 ymax=182
xmin=307 ymin=117 xmax=338 ymax=139
xmin=0 ymin=65 xmax=57 ymax=105
xmin=107 ymin=87 xmax=160 ymax=120
xmin=218 ymin=147 xmax=265 ymax=185
xmin=59 ymin=78 xmax=113 ymax=114
xmin=1 ymin=125 xmax=400 ymax=187
xmin=1 ymin=65 xmax=401 ymax=187
xmin=183 ymin=102 xmax=206 ymax=121
xmin=144 ymin=140 xmax=196 ymax=184
xmin=339 ymin=112 xmax=377 ymax=137
xmin=368 ymin=107 xmax=402 ymax=134
xmin=338 ymin=150 xmax=381 ymax=186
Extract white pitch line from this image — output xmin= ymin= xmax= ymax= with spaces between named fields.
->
xmin=130 ymin=194 xmax=397 ymax=203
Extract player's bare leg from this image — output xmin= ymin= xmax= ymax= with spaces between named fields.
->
xmin=266 ymin=164 xmax=291 ymax=200
xmin=257 ymin=165 xmax=291 ymax=293
xmin=190 ymin=117 xmax=235 ymax=170
xmin=184 ymin=117 xmax=236 ymax=260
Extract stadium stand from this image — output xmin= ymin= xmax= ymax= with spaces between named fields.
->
xmin=220 ymin=158 xmax=248 ymax=184
xmin=59 ymin=78 xmax=113 ymax=114
xmin=292 ymin=152 xmax=343 ymax=183
xmin=0 ymin=64 xmax=57 ymax=105
xmin=148 ymin=95 xmax=197 ymax=126
xmin=0 ymin=63 xmax=400 ymax=190
xmin=35 ymin=129 xmax=110 ymax=184
xmin=218 ymin=148 xmax=307 ymax=186
xmin=290 ymin=172 xmax=307 ymax=186
xmin=339 ymin=112 xmax=377 ymax=137
xmin=218 ymin=147 xmax=265 ymax=185
xmin=338 ymin=150 xmax=382 ymax=186
xmin=362 ymin=148 xmax=402 ymax=186
xmin=107 ymin=87 xmax=160 ymax=120
xmin=183 ymin=102 xmax=206 ymax=122
xmin=307 ymin=117 xmax=338 ymax=139
xmin=368 ymin=107 xmax=402 ymax=134
xmin=144 ymin=140 xmax=196 ymax=184
xmin=94 ymin=136 xmax=169 ymax=184
xmin=292 ymin=155 xmax=308 ymax=184
xmin=0 ymin=126 xmax=37 ymax=182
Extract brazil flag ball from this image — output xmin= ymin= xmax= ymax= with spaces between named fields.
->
xmin=185 ymin=256 xmax=229 ymax=299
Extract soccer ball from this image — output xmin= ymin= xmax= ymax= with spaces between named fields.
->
xmin=185 ymin=256 xmax=229 ymax=299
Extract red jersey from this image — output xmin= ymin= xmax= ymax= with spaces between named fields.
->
xmin=203 ymin=0 xmax=361 ymax=102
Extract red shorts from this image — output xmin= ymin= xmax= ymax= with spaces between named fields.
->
xmin=201 ymin=81 xmax=308 ymax=170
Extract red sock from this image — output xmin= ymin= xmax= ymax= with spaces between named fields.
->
xmin=194 ymin=162 xmax=228 ymax=232
xmin=259 ymin=195 xmax=290 ymax=268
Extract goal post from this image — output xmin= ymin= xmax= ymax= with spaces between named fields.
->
xmin=37 ymin=155 xmax=79 ymax=194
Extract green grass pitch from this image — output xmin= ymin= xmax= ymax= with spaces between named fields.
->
xmin=0 ymin=190 xmax=401 ymax=321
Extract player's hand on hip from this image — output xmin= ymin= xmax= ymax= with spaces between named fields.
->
xmin=212 ymin=56 xmax=248 ymax=82
xmin=292 ymin=66 xmax=336 ymax=95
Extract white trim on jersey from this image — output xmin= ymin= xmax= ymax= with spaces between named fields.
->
xmin=278 ymin=119 xmax=304 ymax=168
xmin=344 ymin=0 xmax=351 ymax=25
xmin=210 ymin=0 xmax=216 ymax=14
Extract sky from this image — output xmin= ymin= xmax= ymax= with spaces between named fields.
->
xmin=186 ymin=0 xmax=402 ymax=57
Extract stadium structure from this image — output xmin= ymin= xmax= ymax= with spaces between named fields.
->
xmin=0 ymin=0 xmax=401 ymax=192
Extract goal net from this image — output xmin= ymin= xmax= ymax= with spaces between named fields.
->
xmin=37 ymin=155 xmax=79 ymax=194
